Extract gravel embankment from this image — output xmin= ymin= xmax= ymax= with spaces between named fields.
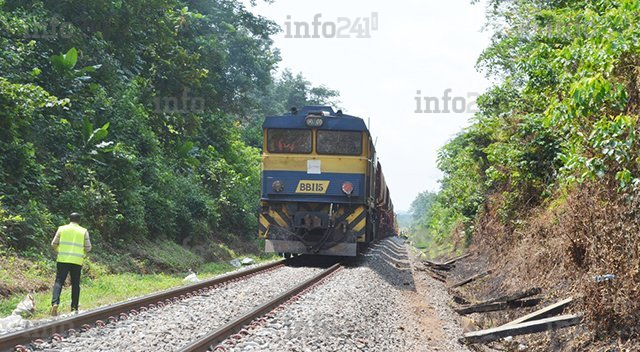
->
xmin=224 ymin=237 xmax=470 ymax=352
xmin=33 ymin=265 xmax=324 ymax=352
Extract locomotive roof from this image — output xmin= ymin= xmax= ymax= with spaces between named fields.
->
xmin=263 ymin=106 xmax=369 ymax=132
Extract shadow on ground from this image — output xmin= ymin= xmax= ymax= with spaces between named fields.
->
xmin=358 ymin=238 xmax=416 ymax=292
xmin=280 ymin=238 xmax=416 ymax=291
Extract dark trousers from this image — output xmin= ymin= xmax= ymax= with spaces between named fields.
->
xmin=51 ymin=262 xmax=82 ymax=310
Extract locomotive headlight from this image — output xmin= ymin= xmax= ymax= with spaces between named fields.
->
xmin=341 ymin=181 xmax=354 ymax=195
xmin=272 ymin=180 xmax=284 ymax=192
xmin=305 ymin=117 xmax=324 ymax=127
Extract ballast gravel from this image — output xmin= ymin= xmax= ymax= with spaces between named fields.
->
xmin=27 ymin=238 xmax=472 ymax=351
xmin=224 ymin=237 xmax=471 ymax=352
xmin=33 ymin=265 xmax=323 ymax=352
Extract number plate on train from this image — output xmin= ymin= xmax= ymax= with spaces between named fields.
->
xmin=295 ymin=180 xmax=330 ymax=194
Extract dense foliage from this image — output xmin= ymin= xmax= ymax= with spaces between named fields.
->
xmin=0 ymin=0 xmax=339 ymax=254
xmin=413 ymin=0 xmax=640 ymax=245
xmin=410 ymin=0 xmax=640 ymax=342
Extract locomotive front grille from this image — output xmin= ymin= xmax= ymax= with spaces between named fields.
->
xmin=293 ymin=212 xmax=329 ymax=230
xmin=258 ymin=202 xmax=368 ymax=256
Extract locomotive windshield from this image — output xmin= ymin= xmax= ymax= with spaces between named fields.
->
xmin=267 ymin=129 xmax=312 ymax=153
xmin=317 ymin=130 xmax=362 ymax=155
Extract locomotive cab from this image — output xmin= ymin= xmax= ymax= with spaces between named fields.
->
xmin=258 ymin=106 xmax=395 ymax=256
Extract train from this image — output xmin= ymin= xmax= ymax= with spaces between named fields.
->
xmin=258 ymin=106 xmax=396 ymax=256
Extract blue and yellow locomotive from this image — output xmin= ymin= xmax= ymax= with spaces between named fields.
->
xmin=258 ymin=106 xmax=396 ymax=256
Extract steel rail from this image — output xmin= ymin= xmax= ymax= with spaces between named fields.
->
xmin=179 ymin=262 xmax=342 ymax=352
xmin=0 ymin=259 xmax=285 ymax=352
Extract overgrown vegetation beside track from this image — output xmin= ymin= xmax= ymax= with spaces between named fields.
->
xmin=409 ymin=0 xmax=640 ymax=348
xmin=0 ymin=251 xmax=276 ymax=319
xmin=0 ymin=0 xmax=339 ymax=300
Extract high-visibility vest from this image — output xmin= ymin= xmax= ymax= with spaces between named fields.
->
xmin=56 ymin=223 xmax=87 ymax=265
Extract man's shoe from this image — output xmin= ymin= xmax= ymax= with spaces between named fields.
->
xmin=71 ymin=308 xmax=78 ymax=315
xmin=50 ymin=305 xmax=58 ymax=316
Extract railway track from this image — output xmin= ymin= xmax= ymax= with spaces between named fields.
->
xmin=180 ymin=262 xmax=341 ymax=352
xmin=1 ymin=258 xmax=342 ymax=352
xmin=0 ymin=259 xmax=286 ymax=352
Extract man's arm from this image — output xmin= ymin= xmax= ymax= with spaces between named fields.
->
xmin=84 ymin=230 xmax=92 ymax=253
xmin=51 ymin=228 xmax=60 ymax=251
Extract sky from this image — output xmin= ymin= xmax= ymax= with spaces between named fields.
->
xmin=244 ymin=0 xmax=492 ymax=212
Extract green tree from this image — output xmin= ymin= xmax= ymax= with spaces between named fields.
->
xmin=409 ymin=191 xmax=436 ymax=226
xmin=426 ymin=0 xmax=640 ymax=246
xmin=0 ymin=0 xmax=340 ymax=256
xmin=241 ymin=69 xmax=341 ymax=147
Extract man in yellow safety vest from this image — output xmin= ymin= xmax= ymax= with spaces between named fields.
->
xmin=50 ymin=212 xmax=91 ymax=316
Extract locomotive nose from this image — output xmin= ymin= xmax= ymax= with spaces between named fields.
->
xmin=303 ymin=214 xmax=323 ymax=230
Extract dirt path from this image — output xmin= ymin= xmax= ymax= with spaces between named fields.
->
xmin=400 ymin=244 xmax=471 ymax=352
